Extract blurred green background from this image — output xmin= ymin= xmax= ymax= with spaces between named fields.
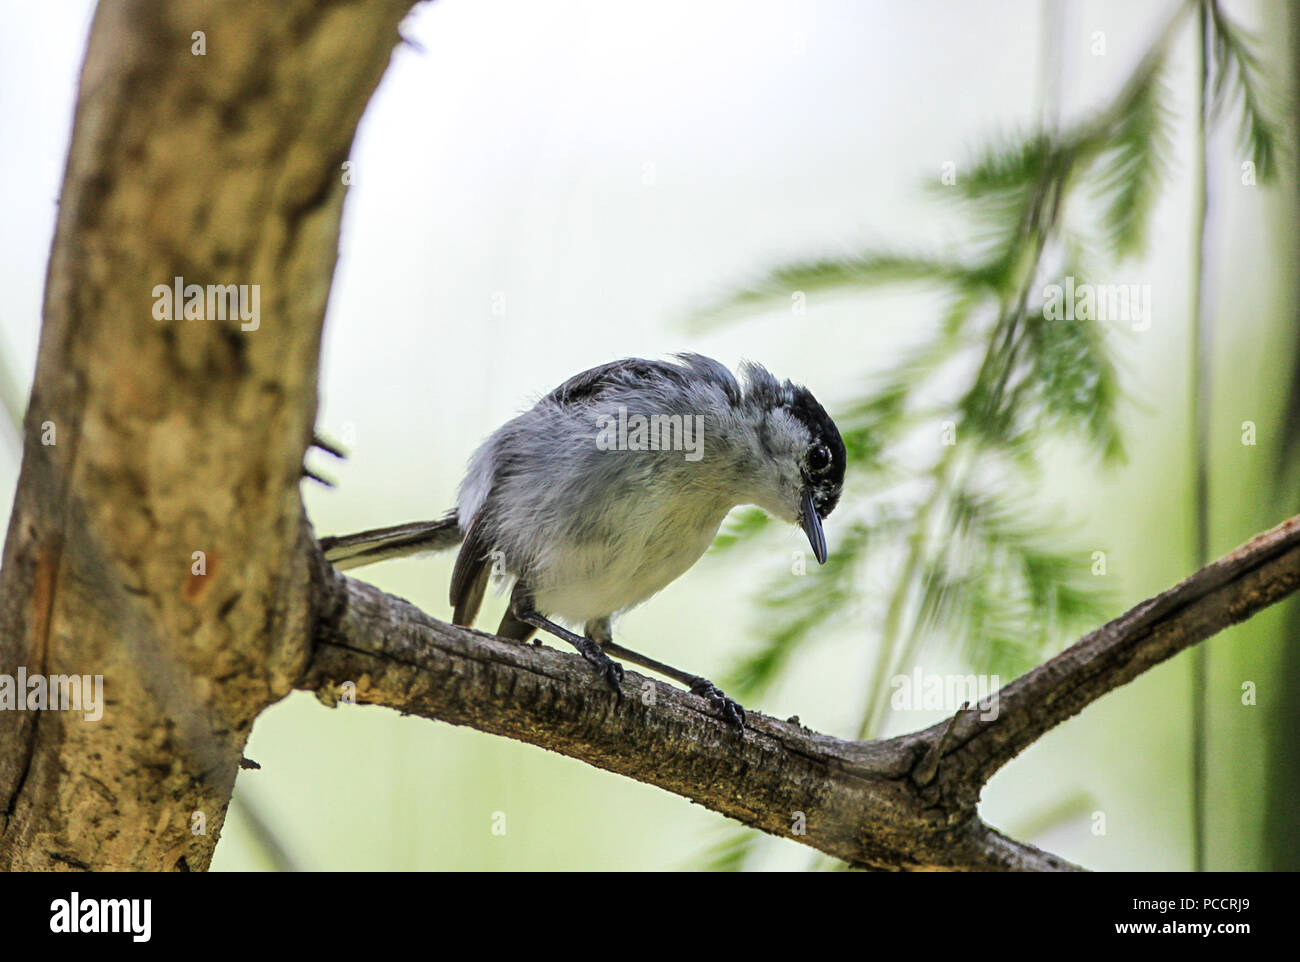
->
xmin=1 ymin=0 xmax=1295 ymax=870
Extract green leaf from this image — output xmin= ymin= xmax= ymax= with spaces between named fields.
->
xmin=1088 ymin=73 xmax=1173 ymax=259
xmin=722 ymin=520 xmax=872 ymax=699
xmin=710 ymin=507 xmax=772 ymax=553
xmin=1207 ymin=3 xmax=1282 ymax=182
xmin=1020 ymin=283 xmax=1125 ymax=462
xmin=690 ymin=251 xmax=1004 ymax=327
xmin=695 ymin=827 xmax=762 ymax=871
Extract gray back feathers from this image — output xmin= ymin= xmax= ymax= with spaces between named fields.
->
xmin=323 ymin=354 xmax=844 ymax=635
xmin=452 ymin=354 xmax=830 ymax=627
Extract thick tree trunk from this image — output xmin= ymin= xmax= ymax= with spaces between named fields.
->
xmin=0 ymin=0 xmax=413 ymax=871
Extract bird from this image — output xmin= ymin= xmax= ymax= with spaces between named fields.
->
xmin=319 ymin=354 xmax=846 ymax=730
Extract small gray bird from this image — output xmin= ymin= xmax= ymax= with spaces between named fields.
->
xmin=320 ymin=354 xmax=846 ymax=730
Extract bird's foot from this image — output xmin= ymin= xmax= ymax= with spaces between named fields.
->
xmin=688 ymin=676 xmax=746 ymax=732
xmin=576 ymin=638 xmax=624 ymax=692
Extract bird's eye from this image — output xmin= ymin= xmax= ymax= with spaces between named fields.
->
xmin=807 ymin=443 xmax=831 ymax=473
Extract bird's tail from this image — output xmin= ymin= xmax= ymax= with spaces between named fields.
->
xmin=319 ymin=511 xmax=463 ymax=570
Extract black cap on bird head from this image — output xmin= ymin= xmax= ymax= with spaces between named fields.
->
xmin=787 ymin=385 xmax=845 ymax=564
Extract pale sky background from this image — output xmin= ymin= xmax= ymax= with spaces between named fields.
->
xmin=0 ymin=0 xmax=1289 ymax=870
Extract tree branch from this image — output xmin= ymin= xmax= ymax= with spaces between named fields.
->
xmin=909 ymin=513 xmax=1300 ymax=804
xmin=298 ymin=513 xmax=1300 ymax=870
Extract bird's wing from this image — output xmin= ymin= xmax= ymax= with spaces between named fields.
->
xmin=449 ymin=513 xmax=494 ymax=627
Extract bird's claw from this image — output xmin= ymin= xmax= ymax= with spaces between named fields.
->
xmin=689 ymin=677 xmax=746 ymax=732
xmin=601 ymin=658 xmax=625 ymax=692
xmin=579 ymin=642 xmax=624 ymax=693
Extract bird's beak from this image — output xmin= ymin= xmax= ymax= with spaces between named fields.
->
xmin=800 ymin=488 xmax=827 ymax=565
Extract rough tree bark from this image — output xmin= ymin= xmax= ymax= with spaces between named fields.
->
xmin=303 ymin=513 xmax=1300 ymax=870
xmin=0 ymin=0 xmax=1293 ymax=871
xmin=0 ymin=0 xmax=415 ymax=871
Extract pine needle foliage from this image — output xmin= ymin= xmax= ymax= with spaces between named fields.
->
xmin=696 ymin=0 xmax=1282 ymax=870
